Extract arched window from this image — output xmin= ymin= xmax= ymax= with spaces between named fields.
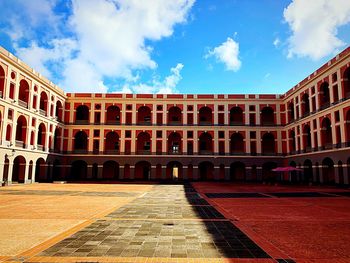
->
xmin=55 ymin=100 xmax=63 ymax=121
xmin=0 ymin=66 xmax=5 ymax=98
xmin=105 ymin=131 xmax=120 ymax=153
xmin=303 ymin=125 xmax=312 ymax=151
xmin=262 ymin=133 xmax=275 ymax=154
xmin=15 ymin=115 xmax=27 ymax=147
xmin=18 ymin=80 xmax=29 ymax=108
xmin=168 ymin=106 xmax=182 ymax=125
xmin=37 ymin=123 xmax=46 ymax=150
xmin=319 ymin=82 xmax=330 ymax=108
xmin=39 ymin=91 xmax=48 ymax=115
xmin=136 ymin=132 xmax=151 ymax=154
xmin=343 ymin=67 xmax=350 ymax=98
xmin=106 ymin=105 xmax=121 ymax=124
xmin=75 ymin=105 xmax=90 ymax=123
xmin=288 ymin=102 xmax=295 ymax=122
xmin=137 ymin=106 xmax=152 ymax=125
xmin=301 ymin=93 xmax=310 ymax=116
xmin=261 ymin=107 xmax=274 ymax=125
xmin=74 ymin=131 xmax=88 ymax=152
xmin=53 ymin=128 xmax=61 ymax=152
xmin=168 ymin=132 xmax=182 ymax=154
xmin=230 ymin=132 xmax=244 ymax=154
xmin=230 ymin=107 xmax=243 ymax=125
xmin=198 ymin=132 xmax=213 ymax=154
xmin=289 ymin=130 xmax=296 ymax=153
xmin=198 ymin=107 xmax=212 ymax=125
xmin=321 ymin=118 xmax=332 ymax=148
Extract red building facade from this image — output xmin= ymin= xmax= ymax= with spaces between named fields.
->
xmin=1 ymin=46 xmax=350 ymax=185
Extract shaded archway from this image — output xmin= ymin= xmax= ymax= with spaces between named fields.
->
xmin=166 ymin=161 xmax=183 ymax=180
xmin=319 ymin=82 xmax=330 ymax=108
xmin=75 ymin=105 xmax=89 ymax=123
xmin=106 ymin=105 xmax=121 ymax=124
xmin=198 ymin=161 xmax=214 ymax=181
xmin=102 ymin=161 xmax=119 ymax=180
xmin=70 ymin=160 xmax=88 ymax=180
xmin=289 ymin=130 xmax=296 ymax=153
xmin=230 ymin=107 xmax=243 ymax=125
xmin=74 ymin=131 xmax=88 ymax=152
xmin=18 ymin=79 xmax=29 ymax=107
xmin=55 ymin=100 xmax=63 ymax=121
xmin=230 ymin=162 xmax=246 ymax=181
xmin=262 ymin=162 xmax=278 ymax=182
xmin=136 ymin=132 xmax=151 ymax=154
xmin=168 ymin=132 xmax=182 ymax=154
xmin=12 ymin=155 xmax=26 ymax=183
xmin=0 ymin=66 xmax=5 ymax=98
xmin=321 ymin=118 xmax=332 ymax=148
xmin=288 ymin=102 xmax=295 ymax=122
xmin=35 ymin=158 xmax=46 ymax=182
xmin=301 ymin=93 xmax=310 ymax=116
xmin=261 ymin=107 xmax=274 ymax=125
xmin=230 ymin=132 xmax=244 ymax=154
xmin=15 ymin=115 xmax=27 ymax=147
xmin=105 ymin=131 xmax=120 ymax=153
xmin=3 ymin=157 xmax=9 ymax=182
xmin=262 ymin=133 xmax=275 ymax=155
xmin=168 ymin=106 xmax=182 ymax=125
xmin=135 ymin=161 xmax=151 ymax=180
xmin=198 ymin=132 xmax=213 ymax=154
xmin=343 ymin=67 xmax=350 ymax=98
xmin=198 ymin=106 xmax=212 ymax=125
xmin=303 ymin=125 xmax=312 ymax=151
xmin=37 ymin=123 xmax=46 ymax=149
xmin=137 ymin=106 xmax=152 ymax=125
xmin=39 ymin=91 xmax=48 ymax=114
xmin=53 ymin=128 xmax=61 ymax=152
xmin=322 ymin=158 xmax=335 ymax=184
xmin=303 ymin=159 xmax=313 ymax=184
xmin=28 ymin=160 xmax=33 ymax=181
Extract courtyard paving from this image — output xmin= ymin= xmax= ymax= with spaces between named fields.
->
xmin=0 ymin=182 xmax=349 ymax=262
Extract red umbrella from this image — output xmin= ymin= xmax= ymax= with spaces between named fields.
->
xmin=272 ymin=166 xmax=302 ymax=172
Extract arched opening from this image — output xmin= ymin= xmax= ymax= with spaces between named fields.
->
xmin=303 ymin=125 xmax=312 ymax=151
xmin=168 ymin=106 xmax=182 ymax=125
xmin=137 ymin=106 xmax=152 ymax=125
xmin=261 ymin=107 xmax=274 ymax=125
xmin=343 ymin=67 xmax=350 ymax=98
xmin=74 ymin=131 xmax=88 ymax=152
xmin=136 ymin=132 xmax=151 ymax=154
xmin=55 ymin=100 xmax=63 ymax=121
xmin=104 ymin=131 xmax=120 ymax=153
xmin=52 ymin=160 xmax=61 ymax=181
xmin=6 ymin=124 xmax=12 ymax=141
xmin=39 ymin=91 xmax=48 ymax=114
xmin=338 ymin=161 xmax=344 ymax=185
xmin=37 ymin=123 xmax=46 ymax=149
xmin=102 ymin=161 xmax=119 ymax=180
xmin=70 ymin=160 xmax=88 ymax=180
xmin=319 ymin=82 xmax=330 ymax=108
xmin=262 ymin=133 xmax=275 ymax=155
xmin=35 ymin=158 xmax=46 ymax=182
xmin=230 ymin=132 xmax=244 ymax=154
xmin=321 ymin=118 xmax=332 ymax=148
xmin=75 ymin=105 xmax=89 ymax=123
xmin=15 ymin=115 xmax=27 ymax=147
xmin=346 ymin=110 xmax=350 ymax=145
xmin=12 ymin=155 xmax=26 ymax=183
xmin=0 ymin=66 xmax=5 ymax=98
xmin=322 ymin=158 xmax=335 ymax=184
xmin=230 ymin=107 xmax=243 ymax=125
xmin=303 ymin=159 xmax=313 ymax=184
xmin=198 ymin=132 xmax=213 ymax=154
xmin=53 ymin=128 xmax=61 ymax=152
xmin=18 ymin=79 xmax=29 ymax=108
xmin=198 ymin=161 xmax=214 ymax=181
xmin=230 ymin=162 xmax=246 ymax=181
xmin=301 ymin=93 xmax=310 ymax=116
xmin=135 ymin=161 xmax=151 ymax=180
xmin=106 ymin=105 xmax=121 ymax=124
xmin=3 ymin=157 xmax=9 ymax=182
xmin=198 ymin=106 xmax=212 ymax=125
xmin=168 ymin=132 xmax=182 ymax=154
xmin=28 ymin=161 xmax=33 ymax=181
xmin=288 ymin=102 xmax=295 ymax=122
xmin=166 ymin=161 xmax=183 ymax=180
xmin=289 ymin=130 xmax=296 ymax=153
xmin=262 ymin=162 xmax=277 ymax=182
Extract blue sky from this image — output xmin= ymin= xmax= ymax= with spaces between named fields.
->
xmin=1 ymin=0 xmax=350 ymax=94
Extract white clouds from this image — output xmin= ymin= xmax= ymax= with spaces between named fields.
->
xmin=205 ymin=37 xmax=241 ymax=72
xmin=273 ymin=38 xmax=281 ymax=48
xmin=4 ymin=0 xmax=195 ymax=93
xmin=118 ymin=63 xmax=184 ymax=94
xmin=284 ymin=0 xmax=350 ymax=60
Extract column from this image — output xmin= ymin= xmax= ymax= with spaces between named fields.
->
xmin=183 ymin=166 xmax=188 ymax=180
xmin=119 ymin=166 xmax=125 ymax=180
xmin=161 ymin=165 xmax=167 ymax=180
xmin=193 ymin=131 xmax=198 ymax=155
xmin=224 ymin=166 xmax=230 ymax=181
xmin=0 ymin=162 xmax=4 ymax=184
xmin=256 ymin=166 xmax=263 ymax=182
xmin=214 ymin=104 xmax=218 ymax=125
xmin=193 ymin=103 xmax=198 ymax=125
xmin=97 ymin=164 xmax=103 ymax=179
xmin=24 ymin=162 xmax=30 ymax=183
xmin=151 ymin=166 xmax=157 ymax=180
xmin=131 ymin=130 xmax=136 ymax=154
xmin=87 ymin=164 xmax=93 ymax=179
xmin=214 ymin=130 xmax=219 ymax=154
xmin=214 ymin=166 xmax=220 ymax=180
xmin=30 ymin=163 xmax=36 ymax=183
xmin=130 ymin=165 xmax=135 ymax=180
xmin=120 ymin=130 xmax=125 ymax=153
xmin=193 ymin=165 xmax=199 ymax=180
xmin=6 ymin=159 xmax=14 ymax=183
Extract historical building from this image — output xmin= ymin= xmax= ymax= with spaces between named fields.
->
xmin=1 ymin=45 xmax=350 ymax=185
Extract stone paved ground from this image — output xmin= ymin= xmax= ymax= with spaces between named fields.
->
xmin=1 ymin=182 xmax=350 ymax=262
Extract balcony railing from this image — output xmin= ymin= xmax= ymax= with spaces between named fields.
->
xmin=0 ymin=91 xmax=3 ymax=98
xmin=73 ymin=149 xmax=88 ymax=154
xmin=39 ymin=109 xmax=47 ymax=116
xmin=75 ymin=120 xmax=89 ymax=124
xmin=18 ymin=99 xmax=28 ymax=109
xmin=104 ymin=149 xmax=120 ymax=154
xmin=105 ymin=120 xmax=121 ymax=125
xmin=37 ymin=145 xmax=44 ymax=151
xmin=136 ymin=150 xmax=151 ymax=155
xmin=15 ymin=140 xmax=25 ymax=148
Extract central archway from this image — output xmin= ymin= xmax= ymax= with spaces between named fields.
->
xmin=166 ymin=161 xmax=183 ymax=180
xmin=102 ymin=161 xmax=119 ymax=180
xmin=12 ymin=156 xmax=26 ymax=183
xmin=230 ymin=162 xmax=246 ymax=181
xmin=198 ymin=161 xmax=214 ymax=181
xmin=70 ymin=160 xmax=88 ymax=180
xmin=135 ymin=161 xmax=151 ymax=180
